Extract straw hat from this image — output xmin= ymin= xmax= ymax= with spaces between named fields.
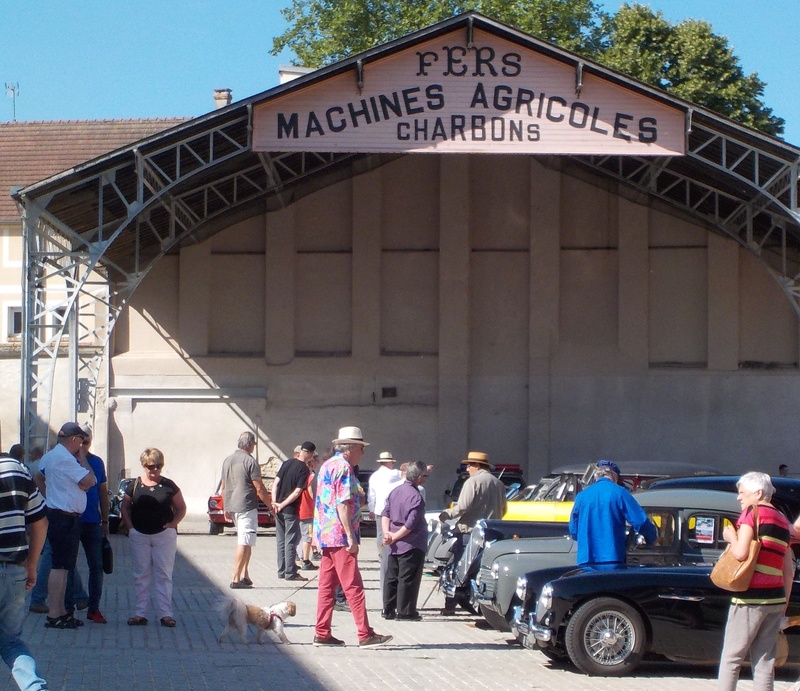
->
xmin=332 ymin=426 xmax=370 ymax=446
xmin=376 ymin=451 xmax=395 ymax=464
xmin=463 ymin=451 xmax=491 ymax=467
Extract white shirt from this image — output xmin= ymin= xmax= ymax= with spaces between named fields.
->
xmin=40 ymin=443 xmax=90 ymax=514
xmin=368 ymin=464 xmax=402 ymax=515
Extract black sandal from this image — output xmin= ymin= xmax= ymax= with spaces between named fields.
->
xmin=44 ymin=615 xmax=80 ymax=629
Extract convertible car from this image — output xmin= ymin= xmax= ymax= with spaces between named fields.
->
xmin=515 ymin=563 xmax=800 ymax=677
xmin=503 ymin=462 xmax=721 ymax=522
xmin=476 ymin=488 xmax=742 ymax=632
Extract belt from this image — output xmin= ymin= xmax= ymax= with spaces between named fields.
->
xmin=50 ymin=508 xmax=82 ymax=517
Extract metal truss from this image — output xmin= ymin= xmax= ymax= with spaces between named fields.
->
xmin=17 ymin=104 xmax=800 ymax=456
xmin=577 ymin=121 xmax=800 ymax=315
xmin=18 ymin=109 xmax=357 ymax=453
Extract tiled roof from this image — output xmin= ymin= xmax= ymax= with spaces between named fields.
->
xmin=0 ymin=118 xmax=190 ymax=221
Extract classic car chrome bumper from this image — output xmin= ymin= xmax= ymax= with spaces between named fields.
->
xmin=512 ymin=608 xmax=554 ymax=649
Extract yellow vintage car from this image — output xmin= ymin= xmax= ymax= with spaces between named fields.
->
xmin=503 ymin=462 xmax=722 ymax=522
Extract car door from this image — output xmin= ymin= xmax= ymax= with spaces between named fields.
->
xmin=679 ymin=510 xmax=739 ymax=563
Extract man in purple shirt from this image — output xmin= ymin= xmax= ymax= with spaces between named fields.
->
xmin=380 ymin=461 xmax=429 ymax=621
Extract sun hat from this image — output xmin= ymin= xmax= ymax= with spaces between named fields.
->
xmin=462 ymin=451 xmax=491 ymax=467
xmin=376 ymin=451 xmax=395 ymax=464
xmin=332 ymin=426 xmax=370 ymax=446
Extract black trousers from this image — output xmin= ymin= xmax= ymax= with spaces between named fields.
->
xmin=383 ymin=548 xmax=425 ymax=617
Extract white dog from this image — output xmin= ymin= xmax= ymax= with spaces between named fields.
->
xmin=218 ymin=598 xmax=297 ymax=644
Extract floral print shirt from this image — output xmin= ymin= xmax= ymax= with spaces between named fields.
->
xmin=313 ymin=453 xmax=360 ymax=548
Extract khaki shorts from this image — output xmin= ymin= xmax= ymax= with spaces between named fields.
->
xmin=233 ymin=509 xmax=258 ymax=546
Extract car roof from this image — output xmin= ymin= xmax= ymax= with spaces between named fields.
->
xmin=634 ymin=488 xmax=741 ymax=512
xmin=552 ymin=461 xmax=722 ymax=476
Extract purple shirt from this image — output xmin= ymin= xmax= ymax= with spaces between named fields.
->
xmin=381 ymin=480 xmax=426 ymax=555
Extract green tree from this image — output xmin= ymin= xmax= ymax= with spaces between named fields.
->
xmin=272 ymin=0 xmax=784 ymax=136
xmin=272 ymin=0 xmax=608 ymax=66
xmin=602 ymin=4 xmax=783 ymax=136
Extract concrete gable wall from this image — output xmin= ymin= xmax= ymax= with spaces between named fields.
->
xmin=111 ymin=154 xmax=800 ymax=513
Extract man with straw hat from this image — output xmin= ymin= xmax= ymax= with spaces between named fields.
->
xmin=312 ymin=426 xmax=392 ymax=648
xmin=368 ymin=451 xmax=402 ymax=591
xmin=438 ymin=451 xmax=506 ymax=615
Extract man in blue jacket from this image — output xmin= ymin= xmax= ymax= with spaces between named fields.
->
xmin=569 ymin=460 xmax=657 ymax=567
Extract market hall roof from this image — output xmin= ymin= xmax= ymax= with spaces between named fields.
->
xmin=11 ymin=11 xmax=800 ymax=282
xmin=0 ymin=118 xmax=189 ymax=222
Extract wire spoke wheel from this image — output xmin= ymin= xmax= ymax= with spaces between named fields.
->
xmin=565 ymin=597 xmax=646 ymax=676
xmin=583 ymin=610 xmax=635 ymax=665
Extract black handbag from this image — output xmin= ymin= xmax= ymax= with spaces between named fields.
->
xmin=102 ymin=537 xmax=113 ymax=575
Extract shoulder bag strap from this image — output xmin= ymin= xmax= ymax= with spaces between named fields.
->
xmin=752 ymin=503 xmax=760 ymax=543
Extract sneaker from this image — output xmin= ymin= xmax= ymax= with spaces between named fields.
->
xmin=333 ymin=601 xmax=350 ymax=612
xmin=285 ymin=573 xmax=307 ymax=581
xmin=301 ymin=560 xmax=318 ymax=570
xmin=313 ymin=635 xmax=345 ymax=646
xmin=87 ymin=610 xmax=107 ymax=624
xmin=29 ymin=604 xmax=49 ymax=614
xmin=359 ymin=633 xmax=392 ymax=647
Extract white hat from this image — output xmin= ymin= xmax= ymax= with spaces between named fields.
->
xmin=332 ymin=426 xmax=370 ymax=446
xmin=376 ymin=451 xmax=395 ymax=464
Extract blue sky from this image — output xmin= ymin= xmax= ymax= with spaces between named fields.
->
xmin=1 ymin=1 xmax=797 ymax=144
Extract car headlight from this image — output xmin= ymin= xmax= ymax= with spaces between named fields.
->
xmin=491 ymin=561 xmax=501 ymax=580
xmin=515 ymin=575 xmax=528 ymax=601
xmin=536 ymin=584 xmax=553 ymax=622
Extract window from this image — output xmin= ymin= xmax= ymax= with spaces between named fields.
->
xmin=7 ymin=306 xmax=22 ymax=340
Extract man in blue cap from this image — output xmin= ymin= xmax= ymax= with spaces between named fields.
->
xmin=569 ymin=460 xmax=656 ymax=567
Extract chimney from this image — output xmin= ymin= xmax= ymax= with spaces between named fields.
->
xmin=213 ymin=88 xmax=232 ymax=109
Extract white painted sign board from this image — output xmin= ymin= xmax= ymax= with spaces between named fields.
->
xmin=254 ymin=28 xmax=685 ymax=156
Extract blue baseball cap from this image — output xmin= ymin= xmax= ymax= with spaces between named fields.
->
xmin=597 ymin=459 xmax=622 ymax=478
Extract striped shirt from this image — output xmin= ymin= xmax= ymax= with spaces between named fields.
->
xmin=732 ymin=503 xmax=790 ymax=606
xmin=0 ymin=456 xmax=47 ymax=563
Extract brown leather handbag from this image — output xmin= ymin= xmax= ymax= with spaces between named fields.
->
xmin=710 ymin=504 xmax=761 ymax=592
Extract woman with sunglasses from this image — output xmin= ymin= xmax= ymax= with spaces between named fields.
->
xmin=121 ymin=448 xmax=186 ymax=628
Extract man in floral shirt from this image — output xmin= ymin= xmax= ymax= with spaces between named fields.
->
xmin=312 ymin=426 xmax=392 ymax=648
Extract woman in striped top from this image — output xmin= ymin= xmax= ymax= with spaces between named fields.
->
xmin=717 ymin=471 xmax=794 ymax=691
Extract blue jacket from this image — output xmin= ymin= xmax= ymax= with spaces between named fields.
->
xmin=569 ymin=478 xmax=657 ymax=566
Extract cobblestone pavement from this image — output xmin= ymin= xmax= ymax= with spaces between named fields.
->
xmin=5 ymin=517 xmax=798 ymax=691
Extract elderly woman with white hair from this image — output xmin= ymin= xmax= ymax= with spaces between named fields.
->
xmin=717 ymin=471 xmax=794 ymax=691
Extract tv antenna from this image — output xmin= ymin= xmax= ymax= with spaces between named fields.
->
xmin=5 ymin=82 xmax=19 ymax=121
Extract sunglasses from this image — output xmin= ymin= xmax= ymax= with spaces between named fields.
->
xmin=144 ymin=464 xmax=163 ymax=470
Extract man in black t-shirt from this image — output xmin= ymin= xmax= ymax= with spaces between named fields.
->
xmin=273 ymin=442 xmax=313 ymax=581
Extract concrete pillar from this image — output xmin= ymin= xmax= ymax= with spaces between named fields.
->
xmin=265 ymin=209 xmax=295 ymax=365
xmin=178 ymin=243 xmax=210 ymax=356
xmin=438 ymin=155 xmax=471 ymax=465
xmin=352 ymin=172 xmax=381 ymax=361
xmin=707 ymin=233 xmax=739 ymax=370
xmin=528 ymin=160 xmax=561 ymax=476
xmin=618 ymin=197 xmax=649 ymax=369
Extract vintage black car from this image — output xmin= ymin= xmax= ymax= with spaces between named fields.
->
xmin=478 ymin=488 xmax=742 ymax=632
xmin=647 ymin=475 xmax=800 ymax=525
xmin=515 ymin=563 xmax=800 ymax=677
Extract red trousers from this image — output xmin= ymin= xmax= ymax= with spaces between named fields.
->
xmin=315 ymin=546 xmax=373 ymax=641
